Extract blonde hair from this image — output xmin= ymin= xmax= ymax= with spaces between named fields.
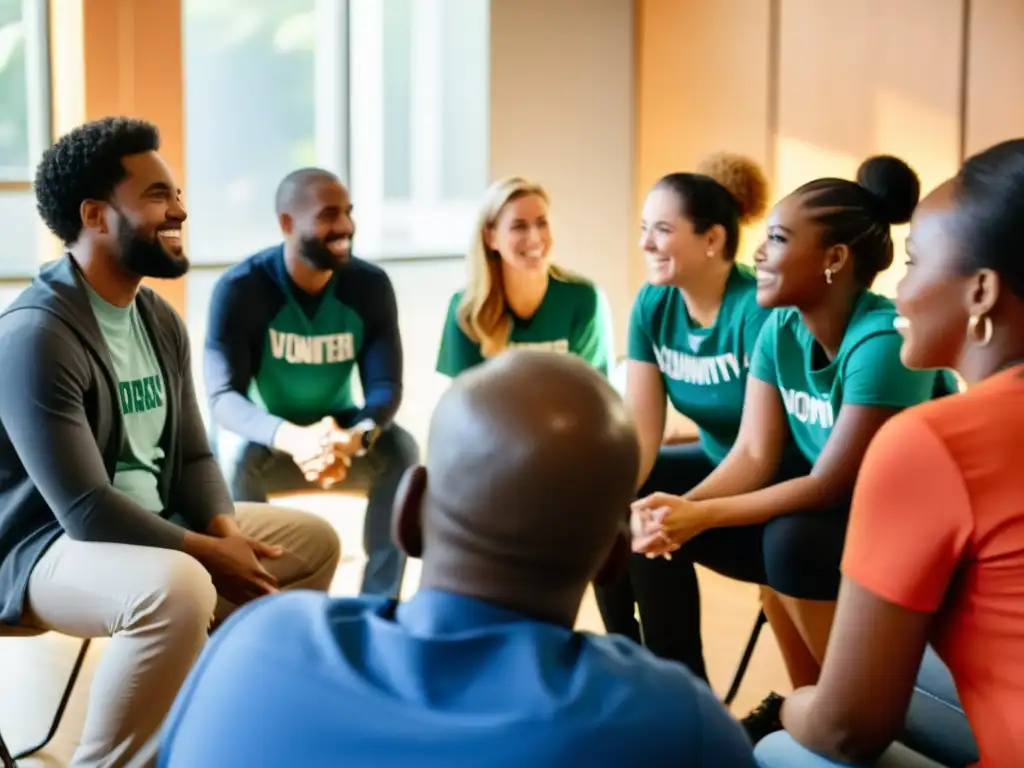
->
xmin=457 ymin=176 xmax=585 ymax=357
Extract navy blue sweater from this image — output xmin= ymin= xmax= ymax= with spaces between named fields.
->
xmin=204 ymin=246 xmax=404 ymax=445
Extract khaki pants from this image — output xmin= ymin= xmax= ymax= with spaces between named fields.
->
xmin=21 ymin=503 xmax=341 ymax=768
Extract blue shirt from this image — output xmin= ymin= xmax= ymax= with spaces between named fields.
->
xmin=159 ymin=589 xmax=755 ymax=767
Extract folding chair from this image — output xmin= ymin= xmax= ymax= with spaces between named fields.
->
xmin=723 ymin=609 xmax=767 ymax=706
xmin=0 ymin=625 xmax=91 ymax=768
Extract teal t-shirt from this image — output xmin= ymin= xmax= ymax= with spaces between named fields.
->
xmin=250 ymin=271 xmax=364 ymax=427
xmin=86 ymin=285 xmax=167 ymax=513
xmin=436 ymin=276 xmax=613 ymax=378
xmin=627 ymin=265 xmax=770 ymax=464
xmin=749 ymin=290 xmax=957 ymax=464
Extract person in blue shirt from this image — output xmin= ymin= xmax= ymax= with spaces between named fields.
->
xmin=157 ymin=349 xmax=757 ymax=768
xmin=204 ymin=168 xmax=419 ymax=598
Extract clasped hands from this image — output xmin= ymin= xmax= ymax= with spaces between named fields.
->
xmin=280 ymin=416 xmax=364 ymax=489
xmin=630 ymin=493 xmax=716 ymax=557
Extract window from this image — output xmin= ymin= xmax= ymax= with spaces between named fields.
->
xmin=182 ymin=0 xmax=320 ymax=265
xmin=348 ymin=0 xmax=489 ymax=259
xmin=182 ymin=0 xmax=489 ymax=265
xmin=0 ymin=0 xmax=51 ymax=277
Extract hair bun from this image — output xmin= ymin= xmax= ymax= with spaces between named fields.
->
xmin=696 ymin=152 xmax=770 ymax=225
xmin=855 ymin=155 xmax=920 ymax=225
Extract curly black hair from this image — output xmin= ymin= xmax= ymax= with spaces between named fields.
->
xmin=34 ymin=116 xmax=161 ymax=245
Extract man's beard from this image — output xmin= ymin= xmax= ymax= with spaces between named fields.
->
xmin=116 ymin=219 xmax=190 ymax=279
xmin=299 ymin=234 xmax=350 ymax=271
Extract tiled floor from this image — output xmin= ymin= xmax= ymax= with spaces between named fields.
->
xmin=0 ymin=494 xmax=789 ymax=766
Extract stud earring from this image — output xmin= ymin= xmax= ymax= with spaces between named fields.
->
xmin=706 ymin=248 xmax=715 ymax=258
xmin=825 ymin=268 xmax=833 ymax=285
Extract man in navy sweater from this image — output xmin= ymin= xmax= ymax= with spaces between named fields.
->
xmin=204 ymin=168 xmax=418 ymax=598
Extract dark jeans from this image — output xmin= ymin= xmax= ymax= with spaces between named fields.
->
xmin=595 ymin=442 xmax=848 ymax=681
xmin=216 ymin=422 xmax=420 ymax=598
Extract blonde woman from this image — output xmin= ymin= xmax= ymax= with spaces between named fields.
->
xmin=436 ymin=177 xmax=613 ymax=377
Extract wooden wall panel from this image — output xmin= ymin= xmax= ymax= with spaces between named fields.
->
xmin=49 ymin=0 xmax=186 ymax=313
xmin=633 ymin=0 xmax=773 ymax=285
xmin=775 ymin=0 xmax=964 ymax=192
xmin=491 ymin=0 xmax=636 ymax=353
xmin=964 ymin=0 xmax=1024 ymax=156
xmin=634 ymin=0 xmax=970 ymax=299
xmin=775 ymin=0 xmax=963 ymax=297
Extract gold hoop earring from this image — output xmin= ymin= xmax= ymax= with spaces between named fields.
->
xmin=825 ymin=268 xmax=833 ymax=285
xmin=967 ymin=314 xmax=993 ymax=346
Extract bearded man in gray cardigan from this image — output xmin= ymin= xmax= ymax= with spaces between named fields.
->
xmin=0 ymin=117 xmax=341 ymax=768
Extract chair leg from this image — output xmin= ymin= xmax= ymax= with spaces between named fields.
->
xmin=0 ymin=727 xmax=16 ymax=768
xmin=723 ymin=610 xmax=768 ymax=707
xmin=12 ymin=639 xmax=91 ymax=761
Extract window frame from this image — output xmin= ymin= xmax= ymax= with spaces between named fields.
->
xmin=0 ymin=0 xmax=53 ymax=278
xmin=183 ymin=0 xmax=487 ymax=269
xmin=348 ymin=0 xmax=488 ymax=261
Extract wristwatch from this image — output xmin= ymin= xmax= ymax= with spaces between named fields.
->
xmin=353 ymin=419 xmax=382 ymax=456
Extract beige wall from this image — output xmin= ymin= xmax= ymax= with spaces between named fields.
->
xmin=490 ymin=0 xmax=636 ymax=353
xmin=964 ymin=0 xmax=1024 ymax=155
xmin=635 ymin=0 xmax=1024 ymax=301
xmin=378 ymin=260 xmax=463 ymax=446
xmin=775 ymin=0 xmax=963 ymax=298
xmin=634 ymin=0 xmax=773 ymax=276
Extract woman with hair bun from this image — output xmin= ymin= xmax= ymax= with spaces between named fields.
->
xmin=755 ymin=138 xmax=1024 ymax=768
xmin=632 ymin=156 xmax=958 ymax=741
xmin=596 ymin=153 xmax=775 ymax=682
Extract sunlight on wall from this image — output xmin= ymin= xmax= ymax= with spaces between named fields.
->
xmin=773 ymin=84 xmax=959 ymax=300
xmin=735 ymin=218 xmax=767 ymax=268
xmin=870 ymin=88 xmax=960 ymax=298
xmin=774 ymin=137 xmax=859 ymax=205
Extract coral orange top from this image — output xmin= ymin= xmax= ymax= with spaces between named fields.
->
xmin=842 ymin=364 xmax=1024 ymax=768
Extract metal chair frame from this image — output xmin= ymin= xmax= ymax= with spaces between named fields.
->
xmin=0 ymin=638 xmax=91 ymax=768
xmin=723 ymin=609 xmax=768 ymax=707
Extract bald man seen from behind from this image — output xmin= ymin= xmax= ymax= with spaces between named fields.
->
xmin=156 ymin=350 xmax=756 ymax=767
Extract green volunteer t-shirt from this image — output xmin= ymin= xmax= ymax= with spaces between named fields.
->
xmin=627 ymin=264 xmax=770 ymax=464
xmin=250 ymin=271 xmax=364 ymax=427
xmin=86 ymin=285 xmax=167 ymax=513
xmin=436 ymin=276 xmax=613 ymax=378
xmin=749 ymin=290 xmax=953 ymax=464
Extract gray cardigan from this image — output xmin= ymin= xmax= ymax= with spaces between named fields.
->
xmin=0 ymin=256 xmax=233 ymax=625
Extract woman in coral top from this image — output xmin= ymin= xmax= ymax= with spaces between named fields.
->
xmin=754 ymin=139 xmax=1024 ymax=768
